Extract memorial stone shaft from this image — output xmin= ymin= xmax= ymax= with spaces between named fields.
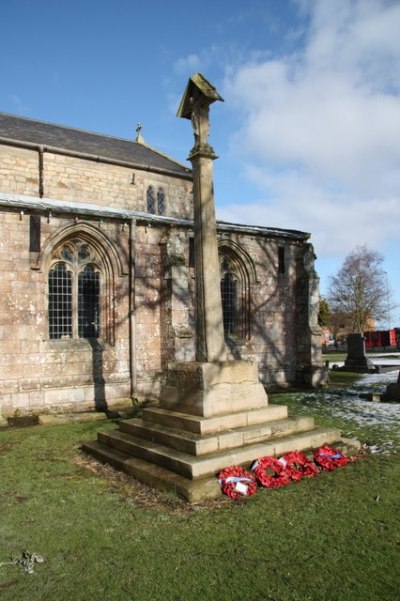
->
xmin=177 ymin=73 xmax=226 ymax=362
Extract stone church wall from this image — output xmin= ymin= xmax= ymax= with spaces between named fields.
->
xmin=0 ymin=209 xmax=131 ymax=418
xmin=0 ymin=205 xmax=321 ymax=419
xmin=0 ymin=145 xmax=39 ymax=196
xmin=0 ymin=138 xmax=323 ymax=419
xmin=214 ymin=232 xmax=318 ymax=386
xmin=0 ymin=144 xmax=193 ymax=219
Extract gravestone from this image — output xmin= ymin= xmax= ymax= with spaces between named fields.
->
xmin=342 ymin=333 xmax=374 ymax=373
xmin=382 ymin=370 xmax=400 ymax=402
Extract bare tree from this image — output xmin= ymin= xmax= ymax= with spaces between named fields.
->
xmin=327 ymin=245 xmax=389 ymax=334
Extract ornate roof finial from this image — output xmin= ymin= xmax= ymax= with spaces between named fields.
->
xmin=135 ymin=123 xmax=144 ymax=143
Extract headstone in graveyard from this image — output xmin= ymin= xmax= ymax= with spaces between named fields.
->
xmin=341 ymin=333 xmax=374 ymax=373
xmin=382 ymin=369 xmax=400 ymax=402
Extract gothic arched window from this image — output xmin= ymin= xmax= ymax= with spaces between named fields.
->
xmin=48 ymin=239 xmax=102 ymax=340
xmin=219 ymin=243 xmax=256 ymax=341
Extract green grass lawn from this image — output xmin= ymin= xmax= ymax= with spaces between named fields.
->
xmin=1 ymin=390 xmax=399 ymax=601
xmin=322 ymin=352 xmax=347 ymax=363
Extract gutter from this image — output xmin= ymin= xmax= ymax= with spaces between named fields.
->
xmin=0 ymin=192 xmax=310 ymax=241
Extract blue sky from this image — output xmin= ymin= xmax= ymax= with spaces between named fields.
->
xmin=2 ymin=0 xmax=400 ymax=326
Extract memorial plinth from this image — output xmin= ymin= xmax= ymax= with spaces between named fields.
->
xmin=160 ymin=360 xmax=268 ymax=417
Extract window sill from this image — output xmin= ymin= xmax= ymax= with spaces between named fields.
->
xmin=46 ymin=338 xmax=108 ymax=350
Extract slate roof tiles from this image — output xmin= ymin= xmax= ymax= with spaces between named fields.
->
xmin=0 ymin=112 xmax=191 ymax=178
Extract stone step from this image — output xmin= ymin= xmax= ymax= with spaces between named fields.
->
xmin=119 ymin=415 xmax=315 ymax=456
xmin=142 ymin=404 xmax=288 ymax=435
xmin=96 ymin=425 xmax=342 ymax=480
xmin=82 ymin=426 xmax=357 ymax=503
xmin=82 ymin=441 xmax=221 ymax=503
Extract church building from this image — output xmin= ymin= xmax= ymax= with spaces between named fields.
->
xmin=0 ymin=109 xmax=324 ymax=420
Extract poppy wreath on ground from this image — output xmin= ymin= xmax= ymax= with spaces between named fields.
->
xmin=279 ymin=451 xmax=318 ymax=481
xmin=218 ymin=466 xmax=258 ymax=498
xmin=252 ymin=456 xmax=291 ymax=488
xmin=313 ymin=445 xmax=349 ymax=471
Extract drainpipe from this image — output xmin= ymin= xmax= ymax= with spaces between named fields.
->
xmin=38 ymin=146 xmax=44 ymax=198
xmin=129 ymin=219 xmax=137 ymax=397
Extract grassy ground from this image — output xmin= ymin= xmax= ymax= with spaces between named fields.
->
xmin=322 ymin=352 xmax=347 ymax=363
xmin=1 ymin=387 xmax=399 ymax=601
xmin=327 ymin=370 xmax=362 ymax=387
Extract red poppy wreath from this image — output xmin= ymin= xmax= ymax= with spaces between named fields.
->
xmin=252 ymin=456 xmax=291 ymax=488
xmin=280 ymin=451 xmax=318 ymax=481
xmin=313 ymin=445 xmax=349 ymax=471
xmin=218 ymin=466 xmax=258 ymax=498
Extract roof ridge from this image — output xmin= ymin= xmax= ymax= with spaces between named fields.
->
xmin=0 ymin=110 xmax=149 ymax=147
xmin=0 ymin=110 xmax=191 ymax=173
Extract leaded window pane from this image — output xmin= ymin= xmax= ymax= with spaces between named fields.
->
xmin=78 ymin=265 xmax=100 ymax=339
xmin=48 ymin=263 xmax=72 ymax=339
xmin=157 ymin=187 xmax=165 ymax=215
xmin=221 ymin=272 xmax=238 ymax=336
xmin=147 ymin=186 xmax=155 ymax=214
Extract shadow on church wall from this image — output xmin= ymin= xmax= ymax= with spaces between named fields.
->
xmin=88 ymin=338 xmax=107 ymax=411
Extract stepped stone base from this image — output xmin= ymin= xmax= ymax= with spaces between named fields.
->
xmin=82 ymin=359 xmax=359 ymax=502
xmin=82 ymin=403 xmax=356 ymax=501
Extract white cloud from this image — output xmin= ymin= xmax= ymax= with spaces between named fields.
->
xmin=174 ymin=53 xmax=202 ymax=75
xmin=221 ymin=0 xmax=400 ymax=258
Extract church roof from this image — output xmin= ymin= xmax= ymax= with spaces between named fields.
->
xmin=0 ymin=112 xmax=192 ymax=178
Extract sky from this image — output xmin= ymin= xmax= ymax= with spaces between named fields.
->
xmin=1 ymin=0 xmax=400 ymax=327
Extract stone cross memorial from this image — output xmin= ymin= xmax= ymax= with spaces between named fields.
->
xmin=83 ymin=74 xmax=350 ymax=502
xmin=159 ymin=73 xmax=269 ymax=418
xmin=177 ymin=73 xmax=226 ymax=363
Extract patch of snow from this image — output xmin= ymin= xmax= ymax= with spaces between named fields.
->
xmin=293 ymin=371 xmax=400 ymax=453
